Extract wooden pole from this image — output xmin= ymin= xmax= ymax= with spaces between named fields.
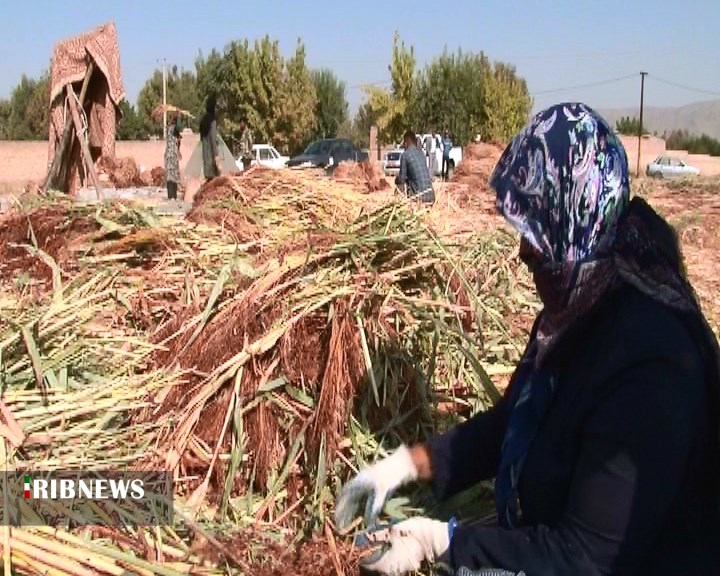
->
xmin=66 ymin=84 xmax=103 ymax=200
xmin=43 ymin=62 xmax=95 ymax=192
xmin=636 ymin=71 xmax=647 ymax=178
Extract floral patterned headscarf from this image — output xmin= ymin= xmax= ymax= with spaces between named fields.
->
xmin=491 ymin=102 xmax=630 ymax=265
xmin=490 ymin=103 xmax=631 ymax=361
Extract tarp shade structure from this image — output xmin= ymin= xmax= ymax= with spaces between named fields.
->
xmin=47 ymin=22 xmax=124 ymax=195
xmin=183 ymin=134 xmax=238 ymax=179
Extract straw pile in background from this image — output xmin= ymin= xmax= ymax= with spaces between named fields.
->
xmin=445 ymin=143 xmax=504 ymax=214
xmin=96 ymin=156 xmax=146 ymax=189
xmin=333 ymin=161 xmax=390 ymax=192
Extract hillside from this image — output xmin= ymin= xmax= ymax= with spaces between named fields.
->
xmin=599 ymin=99 xmax=720 ymax=140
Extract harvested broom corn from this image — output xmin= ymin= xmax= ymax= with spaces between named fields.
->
xmin=0 ymin=169 xmax=543 ymax=575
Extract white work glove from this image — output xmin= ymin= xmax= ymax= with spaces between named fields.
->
xmin=335 ymin=445 xmax=418 ymax=530
xmin=360 ymin=517 xmax=450 ymax=576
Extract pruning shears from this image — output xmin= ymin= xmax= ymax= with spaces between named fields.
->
xmin=352 ymin=520 xmax=402 ymax=566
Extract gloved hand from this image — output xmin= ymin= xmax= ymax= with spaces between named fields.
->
xmin=334 ymin=445 xmax=418 ymax=530
xmin=359 ymin=517 xmax=450 ymax=576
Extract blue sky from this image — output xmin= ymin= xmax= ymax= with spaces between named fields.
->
xmin=2 ymin=0 xmax=719 ymax=114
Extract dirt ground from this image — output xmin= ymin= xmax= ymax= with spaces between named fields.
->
xmin=635 ymin=178 xmax=720 ymax=337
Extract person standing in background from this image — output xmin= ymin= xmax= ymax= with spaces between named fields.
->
xmin=163 ymin=112 xmax=182 ymax=200
xmin=200 ymin=95 xmax=221 ymax=181
xmin=238 ymin=118 xmax=254 ymax=171
xmin=441 ymin=129 xmax=453 ymax=181
xmin=424 ymin=134 xmax=433 ymax=173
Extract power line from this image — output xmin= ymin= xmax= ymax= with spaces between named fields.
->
xmin=344 ymin=71 xmax=720 ymax=102
xmin=530 ymin=74 xmax=638 ymax=97
xmin=647 ymin=75 xmax=720 ymax=97
xmin=347 ymin=73 xmax=639 ymax=95
xmin=507 ymin=48 xmax=672 ymax=63
xmin=347 ymin=79 xmax=392 ymax=91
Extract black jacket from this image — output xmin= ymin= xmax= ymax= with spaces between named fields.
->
xmin=427 ymin=285 xmax=720 ymax=575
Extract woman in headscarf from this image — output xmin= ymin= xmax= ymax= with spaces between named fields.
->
xmin=164 ymin=112 xmax=182 ymax=200
xmin=199 ymin=94 xmax=221 ymax=181
xmin=335 ymin=103 xmax=720 ymax=575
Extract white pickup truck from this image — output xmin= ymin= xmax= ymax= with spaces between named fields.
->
xmin=236 ymin=144 xmax=289 ymax=171
xmin=418 ymin=133 xmax=462 ymax=178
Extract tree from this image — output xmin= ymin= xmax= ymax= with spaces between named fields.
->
xmin=116 ymin=100 xmax=146 ymax=140
xmin=198 ymin=36 xmax=315 ymax=155
xmin=0 ymin=73 xmax=49 ymax=140
xmin=195 ymin=48 xmax=224 ymax=105
xmin=480 ymin=62 xmax=532 ymax=143
xmin=412 ymin=50 xmax=489 ymax=145
xmin=137 ymin=67 xmax=201 ymax=137
xmin=311 ymin=69 xmax=348 ymax=141
xmin=26 ymin=73 xmax=50 ymax=139
xmin=0 ymin=100 xmax=11 ymax=139
xmin=276 ymin=41 xmax=316 ymax=154
xmin=363 ymin=36 xmax=530 ymax=147
xmin=616 ymin=116 xmax=648 ymax=136
xmin=365 ymin=32 xmax=416 ymax=145
xmin=216 ymin=36 xmax=284 ymax=151
xmin=664 ymin=129 xmax=720 ymax=156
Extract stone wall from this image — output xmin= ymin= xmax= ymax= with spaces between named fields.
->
xmin=0 ymin=134 xmax=201 ymax=189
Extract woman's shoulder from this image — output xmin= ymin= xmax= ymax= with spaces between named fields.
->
xmin=608 ymin=285 xmax=695 ymax=351
xmin=567 ymin=284 xmax=704 ymax=380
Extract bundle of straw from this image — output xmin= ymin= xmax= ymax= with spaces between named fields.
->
xmin=139 ymin=201 xmax=500 ymax=534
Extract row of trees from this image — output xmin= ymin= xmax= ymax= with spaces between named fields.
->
xmin=0 ymin=74 xmax=50 ymax=140
xmin=665 ymin=129 xmax=720 ymax=156
xmin=366 ymin=34 xmax=532 ymax=145
xmin=0 ymin=33 xmax=533 ymax=153
xmin=615 ymin=116 xmax=649 ymax=136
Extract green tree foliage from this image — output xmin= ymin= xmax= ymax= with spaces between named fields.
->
xmin=137 ymin=67 xmax=201 ymax=137
xmin=0 ymin=100 xmax=11 ymax=139
xmin=615 ymin=116 xmax=648 ymax=136
xmin=0 ymin=73 xmax=49 ymax=140
xmin=365 ymin=32 xmax=416 ymax=145
xmin=664 ymin=129 xmax=720 ymax=156
xmin=481 ymin=62 xmax=532 ymax=143
xmin=116 ymin=100 xmax=145 ymax=140
xmin=198 ymin=36 xmax=315 ymax=155
xmin=195 ymin=48 xmax=224 ymax=105
xmin=311 ymin=68 xmax=348 ymax=140
xmin=211 ymin=36 xmax=284 ymax=152
xmin=275 ymin=41 xmax=317 ymax=154
xmin=366 ymin=35 xmax=531 ymax=147
xmin=412 ymin=50 xmax=488 ymax=145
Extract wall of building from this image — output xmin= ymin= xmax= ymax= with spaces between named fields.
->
xmin=0 ymin=134 xmax=201 ymax=188
xmin=2 ymin=133 xmax=720 ymax=190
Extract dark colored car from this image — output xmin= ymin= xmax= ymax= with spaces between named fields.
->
xmin=287 ymin=138 xmax=369 ymax=168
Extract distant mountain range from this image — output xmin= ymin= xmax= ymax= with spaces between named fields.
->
xmin=598 ymin=100 xmax=720 ymax=140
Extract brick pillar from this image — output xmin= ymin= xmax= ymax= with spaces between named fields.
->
xmin=370 ymin=126 xmax=379 ymax=162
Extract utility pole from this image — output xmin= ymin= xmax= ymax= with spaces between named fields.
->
xmin=157 ymin=58 xmax=167 ymax=136
xmin=637 ymin=71 xmax=647 ymax=177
